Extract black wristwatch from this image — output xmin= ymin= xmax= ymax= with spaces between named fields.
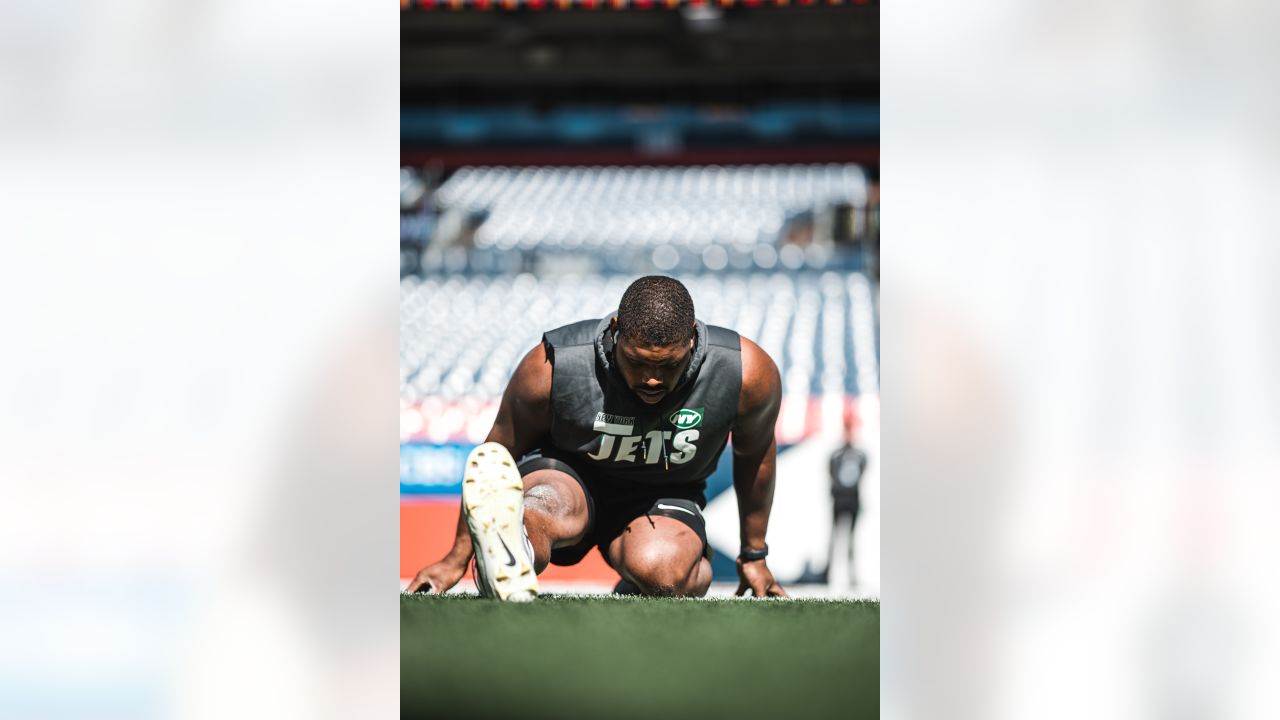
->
xmin=738 ymin=544 xmax=769 ymax=562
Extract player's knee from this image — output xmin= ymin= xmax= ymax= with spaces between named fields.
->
xmin=623 ymin=543 xmax=695 ymax=596
xmin=524 ymin=473 xmax=587 ymax=525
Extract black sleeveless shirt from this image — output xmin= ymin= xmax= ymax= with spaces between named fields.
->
xmin=540 ymin=316 xmax=742 ymax=488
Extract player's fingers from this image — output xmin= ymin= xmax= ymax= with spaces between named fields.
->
xmin=735 ymin=581 xmax=750 ymax=597
xmin=768 ymin=583 xmax=789 ymax=598
xmin=409 ymin=572 xmax=434 ymax=593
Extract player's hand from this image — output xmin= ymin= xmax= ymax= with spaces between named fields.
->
xmin=735 ymin=558 xmax=788 ymax=598
xmin=406 ymin=555 xmax=470 ymax=594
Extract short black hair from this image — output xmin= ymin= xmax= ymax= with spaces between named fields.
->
xmin=616 ymin=276 xmax=696 ymax=346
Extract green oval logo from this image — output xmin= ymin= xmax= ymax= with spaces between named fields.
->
xmin=669 ymin=408 xmax=703 ymax=429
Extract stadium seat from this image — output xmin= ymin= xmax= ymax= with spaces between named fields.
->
xmin=434 ymin=165 xmax=867 ymax=255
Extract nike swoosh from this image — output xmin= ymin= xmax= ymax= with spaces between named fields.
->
xmin=656 ymin=503 xmax=697 ymax=517
xmin=496 ymin=535 xmax=518 ymax=567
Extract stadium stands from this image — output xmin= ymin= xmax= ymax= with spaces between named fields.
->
xmin=434 ymin=164 xmax=867 ymax=252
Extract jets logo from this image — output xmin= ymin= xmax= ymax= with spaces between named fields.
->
xmin=587 ymin=407 xmax=703 ymax=465
xmin=668 ymin=408 xmax=703 ymax=430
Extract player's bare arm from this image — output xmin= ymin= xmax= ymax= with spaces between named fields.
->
xmin=406 ymin=343 xmax=552 ymax=593
xmin=731 ymin=336 xmax=787 ymax=598
xmin=481 ymin=341 xmax=554 ymax=455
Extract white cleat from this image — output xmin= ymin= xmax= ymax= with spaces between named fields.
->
xmin=463 ymin=442 xmax=538 ymax=602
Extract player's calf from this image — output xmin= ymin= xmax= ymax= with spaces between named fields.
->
xmin=519 ymin=468 xmax=591 ymax=573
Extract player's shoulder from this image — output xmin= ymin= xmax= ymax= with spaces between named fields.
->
xmin=736 ymin=335 xmax=781 ymax=412
xmin=739 ymin=336 xmax=780 ymax=385
xmin=509 ymin=341 xmax=553 ymax=404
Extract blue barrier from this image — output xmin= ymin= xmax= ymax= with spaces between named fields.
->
xmin=400 ymin=441 xmax=786 ymax=500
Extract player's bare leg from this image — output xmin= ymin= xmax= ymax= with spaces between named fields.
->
xmin=607 ymin=516 xmax=712 ymax=597
xmin=520 ymin=468 xmax=590 ymax=573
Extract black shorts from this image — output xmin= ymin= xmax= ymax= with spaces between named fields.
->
xmin=833 ymin=491 xmax=861 ymax=517
xmin=517 ymin=449 xmax=711 ymax=567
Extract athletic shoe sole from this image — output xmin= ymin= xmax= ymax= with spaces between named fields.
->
xmin=462 ymin=442 xmax=538 ymax=602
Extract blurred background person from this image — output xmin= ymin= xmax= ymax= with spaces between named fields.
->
xmin=827 ymin=409 xmax=867 ymax=591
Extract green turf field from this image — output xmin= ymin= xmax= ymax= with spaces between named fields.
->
xmin=402 ymin=594 xmax=879 ymax=720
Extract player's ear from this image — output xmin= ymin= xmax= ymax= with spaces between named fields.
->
xmin=609 ymin=316 xmax=619 ymax=334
